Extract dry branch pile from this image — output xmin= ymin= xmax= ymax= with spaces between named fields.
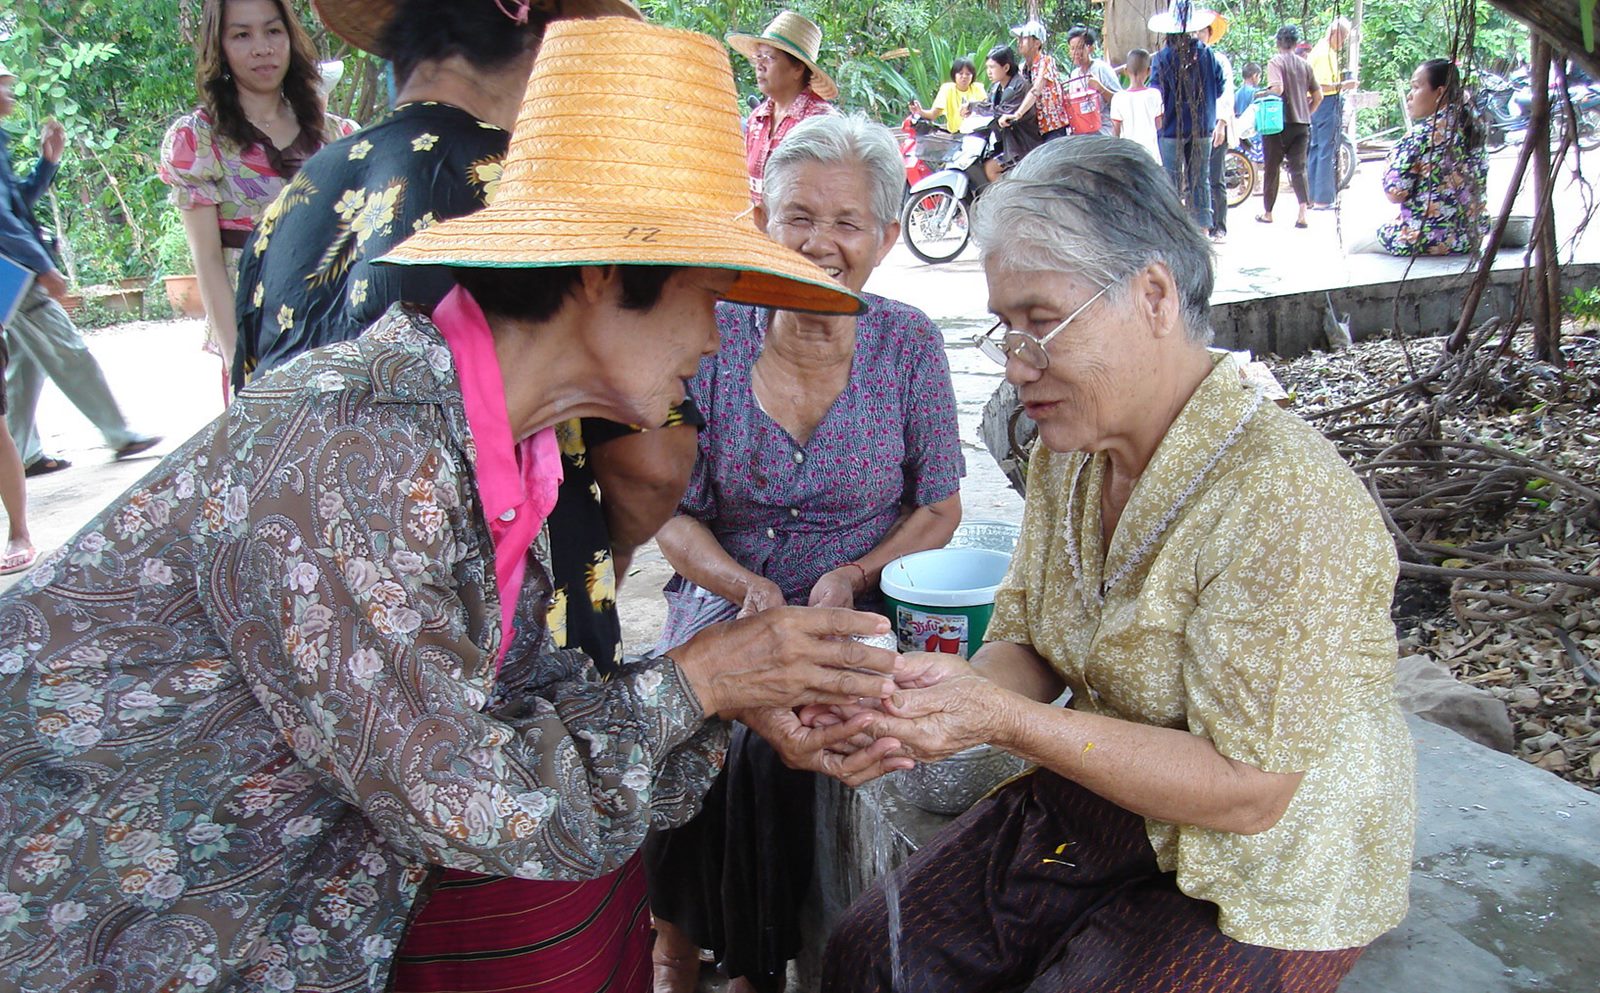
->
xmin=1269 ymin=328 xmax=1600 ymax=792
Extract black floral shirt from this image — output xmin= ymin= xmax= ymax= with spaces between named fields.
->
xmin=233 ymin=100 xmax=698 ymax=679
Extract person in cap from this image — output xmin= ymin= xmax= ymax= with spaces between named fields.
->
xmin=644 ymin=113 xmax=965 ymax=993
xmin=0 ymin=64 xmax=160 ymax=479
xmin=1147 ymin=0 xmax=1227 ymax=230
xmin=0 ymin=20 xmax=902 ymax=993
xmin=998 ymin=19 xmax=1070 ymax=143
xmin=1306 ymin=17 xmax=1356 ymax=208
xmin=727 ymin=11 xmax=837 ymax=205
xmin=820 ymin=136 xmax=1413 ymax=993
xmin=159 ymin=0 xmax=357 ymax=403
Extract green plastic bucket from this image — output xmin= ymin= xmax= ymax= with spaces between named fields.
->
xmin=879 ymin=547 xmax=1012 ymax=658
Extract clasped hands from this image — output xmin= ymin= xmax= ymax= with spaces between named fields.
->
xmin=739 ymin=650 xmax=1005 ymax=788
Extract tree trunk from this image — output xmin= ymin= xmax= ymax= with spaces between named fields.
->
xmin=1529 ymin=39 xmax=1563 ymax=362
xmin=1102 ymin=0 xmax=1165 ymax=65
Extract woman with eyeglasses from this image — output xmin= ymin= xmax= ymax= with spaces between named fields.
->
xmin=820 ymin=136 xmax=1415 ymax=993
xmin=646 ymin=113 xmax=964 ymax=993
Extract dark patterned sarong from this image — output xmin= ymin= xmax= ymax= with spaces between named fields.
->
xmin=822 ymin=772 xmax=1365 ymax=993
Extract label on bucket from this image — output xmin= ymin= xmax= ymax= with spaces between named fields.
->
xmin=895 ymin=607 xmax=972 ymax=657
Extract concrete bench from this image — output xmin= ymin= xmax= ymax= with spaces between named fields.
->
xmin=800 ymin=716 xmax=1599 ymax=991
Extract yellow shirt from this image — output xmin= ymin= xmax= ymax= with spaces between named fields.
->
xmin=985 ymin=355 xmax=1415 ymax=951
xmin=1308 ymin=37 xmax=1341 ymax=92
xmin=932 ymin=81 xmax=989 ymax=133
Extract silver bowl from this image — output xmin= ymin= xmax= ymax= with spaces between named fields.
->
xmin=897 ymin=744 xmax=1027 ymax=815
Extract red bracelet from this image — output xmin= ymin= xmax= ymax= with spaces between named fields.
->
xmin=842 ymin=561 xmax=868 ymax=590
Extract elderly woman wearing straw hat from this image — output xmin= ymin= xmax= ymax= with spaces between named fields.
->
xmin=645 ymin=113 xmax=964 ymax=993
xmin=0 ymin=20 xmax=909 ymax=993
xmin=821 ymin=137 xmax=1413 ymax=993
xmin=727 ymin=11 xmax=837 ymax=205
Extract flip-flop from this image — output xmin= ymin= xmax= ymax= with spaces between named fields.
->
xmin=1255 ymin=214 xmax=1273 ymax=224
xmin=1295 ymin=219 xmax=1309 ymax=228
xmin=0 ymin=547 xmax=39 ymax=576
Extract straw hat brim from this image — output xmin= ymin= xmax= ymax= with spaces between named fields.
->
xmin=377 ymin=204 xmax=864 ymax=316
xmin=1207 ymin=14 xmax=1230 ymax=43
xmin=312 ymin=0 xmax=642 ymax=58
xmin=726 ymin=33 xmax=838 ymax=101
xmin=1148 ymin=7 xmax=1218 ymax=34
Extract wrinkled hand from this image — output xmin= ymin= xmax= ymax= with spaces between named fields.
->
xmin=806 ymin=568 xmax=856 ymax=609
xmin=738 ymin=576 xmax=785 ymax=617
xmin=674 ymin=606 xmax=900 ymax=719
xmin=893 ymin=650 xmax=974 ymax=690
xmin=36 ymin=269 xmax=69 ymax=302
xmin=867 ymin=675 xmax=1005 ymax=764
xmin=741 ymin=707 xmax=913 ymax=787
xmin=39 ymin=120 xmax=66 ymax=163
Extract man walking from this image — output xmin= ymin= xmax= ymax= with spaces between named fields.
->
xmin=0 ymin=62 xmax=157 ymax=476
xmin=1307 ymin=17 xmax=1356 ymax=208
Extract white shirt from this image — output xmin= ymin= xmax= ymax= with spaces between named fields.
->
xmin=1111 ymin=86 xmax=1164 ymax=161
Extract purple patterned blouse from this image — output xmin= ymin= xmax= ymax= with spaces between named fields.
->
xmin=666 ymin=295 xmax=965 ymax=616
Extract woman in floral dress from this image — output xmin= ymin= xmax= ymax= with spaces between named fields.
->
xmin=1354 ymin=58 xmax=1488 ymax=256
xmin=646 ymin=114 xmax=965 ymax=993
xmin=158 ymin=0 xmax=355 ymax=399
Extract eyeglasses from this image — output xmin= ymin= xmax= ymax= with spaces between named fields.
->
xmin=974 ymin=283 xmax=1112 ymax=370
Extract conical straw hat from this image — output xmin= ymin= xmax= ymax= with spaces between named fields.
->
xmin=311 ymin=0 xmax=641 ymax=59
xmin=726 ymin=11 xmax=837 ymax=101
xmin=379 ymin=18 xmax=863 ymax=316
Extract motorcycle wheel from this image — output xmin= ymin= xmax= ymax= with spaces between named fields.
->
xmin=1336 ymin=136 xmax=1356 ymax=192
xmin=1556 ymin=105 xmax=1600 ymax=153
xmin=1224 ymin=149 xmax=1254 ymax=207
xmin=901 ymin=189 xmax=971 ymax=264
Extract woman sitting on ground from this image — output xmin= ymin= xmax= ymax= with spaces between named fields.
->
xmin=823 ymin=135 xmax=1415 ymax=993
xmin=158 ymin=0 xmax=355 ymax=400
xmin=912 ymin=57 xmax=987 ymax=134
xmin=646 ymin=113 xmax=965 ymax=993
xmin=1353 ymin=58 xmax=1488 ymax=256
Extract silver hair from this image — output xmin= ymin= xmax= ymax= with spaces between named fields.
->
xmin=761 ymin=113 xmax=904 ymax=232
xmin=973 ymin=136 xmax=1216 ymax=345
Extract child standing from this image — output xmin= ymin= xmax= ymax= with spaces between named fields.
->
xmin=1111 ymin=48 xmax=1164 ymax=162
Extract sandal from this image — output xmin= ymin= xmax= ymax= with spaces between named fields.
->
xmin=0 ymin=546 xmax=39 ymax=576
xmin=1255 ymin=214 xmax=1273 ymax=224
xmin=23 ymin=456 xmax=71 ymax=478
xmin=1295 ymin=219 xmax=1309 ymax=229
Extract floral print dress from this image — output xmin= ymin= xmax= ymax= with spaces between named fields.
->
xmin=1378 ymin=108 xmax=1489 ymax=256
xmin=0 ymin=306 xmax=726 ymax=993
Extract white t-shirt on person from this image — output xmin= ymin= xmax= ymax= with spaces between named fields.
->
xmin=1111 ymin=86 xmax=1164 ymax=161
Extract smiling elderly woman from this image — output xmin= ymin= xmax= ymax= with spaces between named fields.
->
xmin=647 ymin=113 xmax=965 ymax=993
xmin=0 ymin=22 xmax=902 ymax=993
xmin=821 ymin=136 xmax=1416 ymax=993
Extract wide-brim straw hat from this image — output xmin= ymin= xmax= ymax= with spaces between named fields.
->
xmin=1148 ymin=1 xmax=1217 ymax=35
xmin=1206 ymin=13 xmax=1230 ymax=43
xmin=726 ymin=11 xmax=838 ymax=101
xmin=378 ymin=18 xmax=863 ymax=316
xmin=311 ymin=0 xmax=641 ymax=58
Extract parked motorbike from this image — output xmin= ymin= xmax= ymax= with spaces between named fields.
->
xmin=1231 ymin=98 xmax=1355 ymax=204
xmin=900 ymin=113 xmax=994 ymax=263
xmin=1475 ymin=66 xmax=1600 ymax=153
xmin=898 ymin=115 xmax=961 ymax=195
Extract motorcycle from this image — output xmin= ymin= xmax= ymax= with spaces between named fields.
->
xmin=900 ymin=113 xmax=995 ymax=263
xmin=1475 ymin=65 xmax=1600 ymax=153
xmin=897 ymin=115 xmax=962 ymax=195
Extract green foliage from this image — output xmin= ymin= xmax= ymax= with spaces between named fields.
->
xmin=1564 ymin=285 xmax=1600 ymax=326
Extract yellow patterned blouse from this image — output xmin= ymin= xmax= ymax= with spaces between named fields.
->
xmin=985 ymin=355 xmax=1415 ymax=951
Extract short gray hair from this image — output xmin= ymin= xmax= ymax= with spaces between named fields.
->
xmin=973 ymin=136 xmax=1215 ymax=345
xmin=762 ymin=113 xmax=904 ymax=232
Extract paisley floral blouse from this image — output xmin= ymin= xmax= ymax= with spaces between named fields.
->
xmin=985 ymin=355 xmax=1415 ymax=951
xmin=1379 ymin=108 xmax=1489 ymax=256
xmin=0 ymin=306 xmax=726 ymax=992
xmin=159 ymin=107 xmax=357 ymax=247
